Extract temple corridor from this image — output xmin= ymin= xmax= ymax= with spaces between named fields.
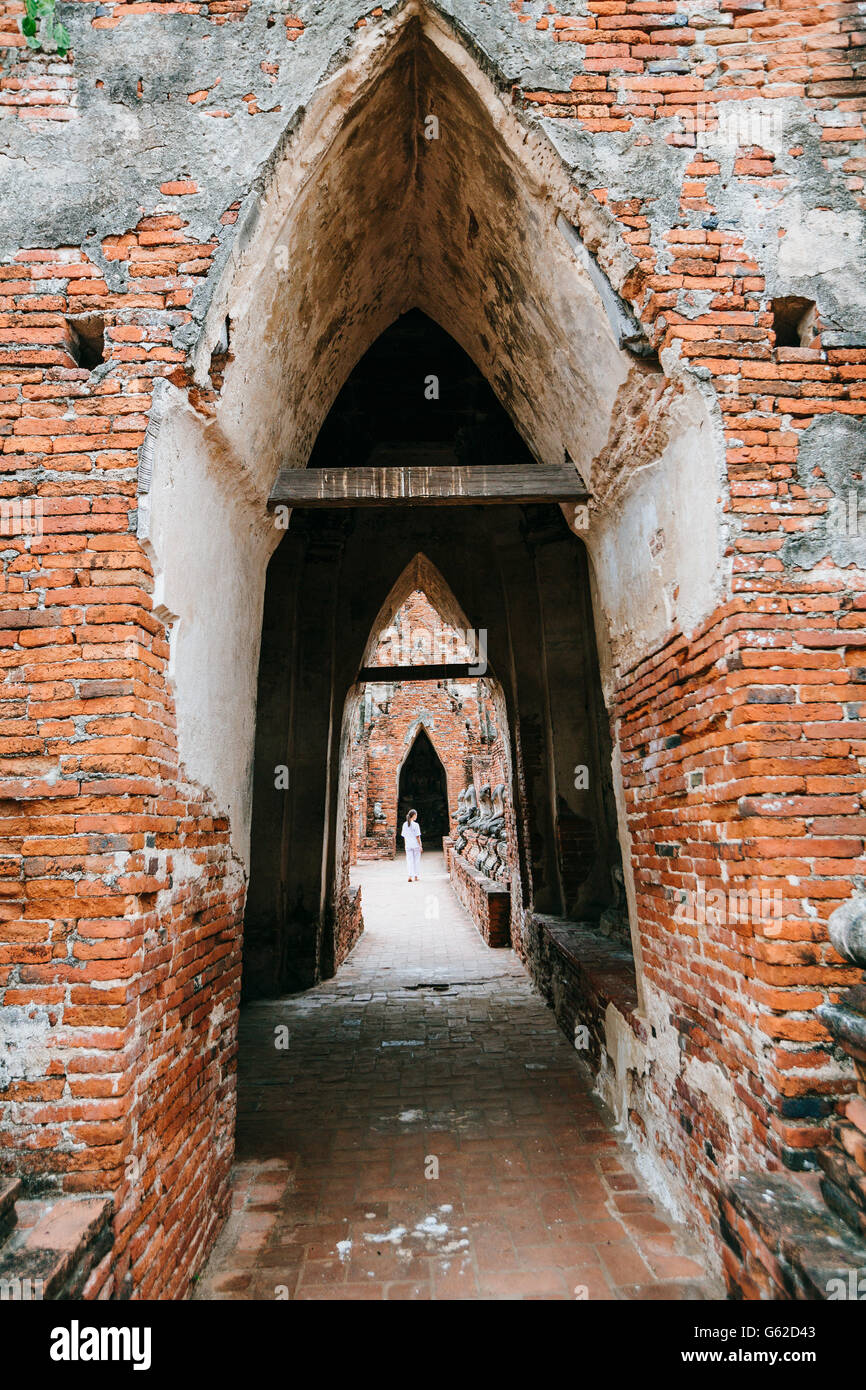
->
xmin=195 ymin=855 xmax=720 ymax=1301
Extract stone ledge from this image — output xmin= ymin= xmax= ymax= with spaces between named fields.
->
xmin=532 ymin=915 xmax=641 ymax=1070
xmin=720 ymin=1173 xmax=866 ymax=1300
xmin=445 ymin=847 xmax=510 ymax=947
xmin=0 ymin=1179 xmax=21 ymax=1246
xmin=818 ymin=1138 xmax=866 ymax=1242
xmin=0 ymin=1194 xmax=114 ymax=1300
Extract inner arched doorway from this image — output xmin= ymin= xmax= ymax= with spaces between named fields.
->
xmin=244 ymin=311 xmax=631 ymax=998
xmin=396 ymin=728 xmax=449 ymax=851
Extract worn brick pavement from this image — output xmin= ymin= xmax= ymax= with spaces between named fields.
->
xmin=195 ymin=854 xmax=721 ymax=1301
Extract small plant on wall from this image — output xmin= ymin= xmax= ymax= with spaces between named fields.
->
xmin=21 ymin=0 xmax=70 ymax=56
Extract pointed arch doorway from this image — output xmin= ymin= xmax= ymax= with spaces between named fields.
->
xmin=144 ymin=4 xmax=723 ymax=1020
xmin=125 ymin=0 xmax=730 ymax=1292
xmin=395 ymin=726 xmax=449 ymax=852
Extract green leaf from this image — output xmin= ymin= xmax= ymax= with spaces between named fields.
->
xmin=24 ymin=31 xmax=40 ymax=46
xmin=21 ymin=15 xmax=37 ymax=35
xmin=24 ymin=0 xmax=39 ymax=18
xmin=54 ymin=20 xmax=69 ymax=53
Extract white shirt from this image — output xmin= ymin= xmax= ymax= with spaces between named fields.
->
xmin=401 ymin=820 xmax=422 ymax=847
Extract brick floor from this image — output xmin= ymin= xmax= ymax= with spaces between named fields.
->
xmin=194 ymin=854 xmax=722 ymax=1301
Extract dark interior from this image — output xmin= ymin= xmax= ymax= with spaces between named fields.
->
xmin=308 ymin=308 xmax=533 ymax=471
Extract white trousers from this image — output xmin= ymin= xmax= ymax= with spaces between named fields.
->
xmin=406 ymin=847 xmax=421 ymax=875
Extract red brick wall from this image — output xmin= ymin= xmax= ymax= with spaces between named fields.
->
xmin=512 ymin=0 xmax=866 ymax=1234
xmin=351 ymin=679 xmax=471 ymax=855
xmin=334 ymin=884 xmax=364 ymax=970
xmin=0 ymin=101 xmax=242 ymax=1299
xmin=521 ymin=0 xmax=865 ymax=189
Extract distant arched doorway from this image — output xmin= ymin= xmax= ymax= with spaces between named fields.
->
xmin=396 ymin=727 xmax=449 ymax=851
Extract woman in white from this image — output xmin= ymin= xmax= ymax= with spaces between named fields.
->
xmin=401 ymin=809 xmax=422 ymax=881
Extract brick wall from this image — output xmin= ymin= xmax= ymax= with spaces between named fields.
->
xmin=719 ymin=1172 xmax=866 ymax=1299
xmin=505 ymin=0 xmax=866 ymax=1246
xmin=334 ymin=884 xmax=364 ymax=970
xmin=0 ymin=76 xmax=243 ymax=1298
xmin=531 ymin=913 xmax=642 ymax=1074
xmin=521 ymin=0 xmax=865 ymax=191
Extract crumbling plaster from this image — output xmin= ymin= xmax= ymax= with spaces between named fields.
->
xmin=782 ymin=413 xmax=866 ymax=571
xmin=597 ymin=984 xmax=748 ymax=1270
xmin=15 ymin=0 xmax=855 ymax=882
xmin=3 ymin=0 xmax=865 ymax=1294
xmin=542 ymin=97 xmax=866 ymax=337
xmin=139 ymin=401 xmax=275 ymax=854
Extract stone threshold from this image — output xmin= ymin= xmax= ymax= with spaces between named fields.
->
xmin=721 ymin=1172 xmax=866 ymax=1300
xmin=0 ymin=1178 xmax=114 ymax=1301
xmin=530 ymin=913 xmax=642 ymax=1071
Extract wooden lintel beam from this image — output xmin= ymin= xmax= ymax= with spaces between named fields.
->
xmin=268 ymin=464 xmax=588 ymax=508
xmin=357 ymin=664 xmax=484 ymax=683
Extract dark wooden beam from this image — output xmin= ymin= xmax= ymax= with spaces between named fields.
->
xmin=268 ymin=464 xmax=588 ymax=508
xmin=357 ymin=664 xmax=484 ymax=683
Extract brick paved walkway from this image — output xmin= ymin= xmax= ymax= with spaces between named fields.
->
xmin=195 ymin=853 xmax=720 ymax=1300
